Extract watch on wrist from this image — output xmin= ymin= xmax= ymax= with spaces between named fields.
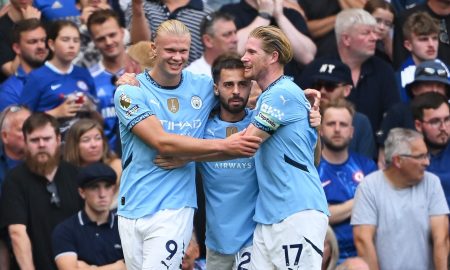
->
xmin=258 ymin=12 xmax=272 ymax=20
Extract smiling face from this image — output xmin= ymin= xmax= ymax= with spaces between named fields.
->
xmin=90 ymin=17 xmax=125 ymax=61
xmin=241 ymin=37 xmax=271 ymax=82
xmin=153 ymin=32 xmax=191 ymax=78
xmin=48 ymin=25 xmax=81 ymax=64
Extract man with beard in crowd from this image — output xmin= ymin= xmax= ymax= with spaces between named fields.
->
xmin=0 ymin=113 xmax=82 ymax=270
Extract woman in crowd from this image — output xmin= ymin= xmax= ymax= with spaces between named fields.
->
xmin=19 ymin=20 xmax=97 ymax=132
xmin=364 ymin=0 xmax=396 ymax=62
xmin=63 ymin=118 xmax=122 ymax=208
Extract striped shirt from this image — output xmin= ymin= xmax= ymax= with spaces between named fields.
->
xmin=125 ymin=0 xmax=212 ymax=64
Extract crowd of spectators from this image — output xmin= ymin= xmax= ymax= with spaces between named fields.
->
xmin=0 ymin=0 xmax=449 ymax=269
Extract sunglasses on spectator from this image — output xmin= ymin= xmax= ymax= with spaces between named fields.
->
xmin=313 ymin=81 xmax=346 ymax=93
xmin=46 ymin=181 xmax=61 ymax=208
xmin=416 ymin=67 xmax=448 ymax=78
xmin=421 ymin=116 xmax=450 ymax=129
xmin=439 ymin=19 xmax=450 ymax=45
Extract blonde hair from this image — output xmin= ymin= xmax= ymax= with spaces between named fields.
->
xmin=155 ymin=19 xmax=191 ymax=41
xmin=127 ymin=41 xmax=156 ymax=70
xmin=249 ymin=25 xmax=293 ymax=65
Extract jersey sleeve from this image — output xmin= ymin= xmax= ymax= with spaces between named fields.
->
xmin=427 ymin=173 xmax=450 ymax=216
xmin=114 ymin=85 xmax=154 ymax=131
xmin=252 ymin=89 xmax=308 ymax=134
xmin=52 ymin=220 xmax=78 ymax=260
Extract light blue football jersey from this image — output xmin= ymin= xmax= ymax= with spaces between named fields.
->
xmin=251 ymin=76 xmax=329 ymax=224
xmin=198 ymin=109 xmax=258 ymax=254
xmin=114 ymin=70 xmax=216 ymax=219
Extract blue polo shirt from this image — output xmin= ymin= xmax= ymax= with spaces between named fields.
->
xmin=52 ymin=210 xmax=123 ymax=266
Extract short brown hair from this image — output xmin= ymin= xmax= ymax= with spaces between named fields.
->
xmin=322 ymin=98 xmax=356 ymax=118
xmin=403 ymin=11 xmax=439 ymax=40
xmin=22 ymin=113 xmax=60 ymax=139
xmin=87 ymin=9 xmax=121 ymax=34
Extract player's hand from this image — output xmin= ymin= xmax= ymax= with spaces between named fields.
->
xmin=153 ymin=155 xmax=189 ymax=170
xmin=304 ymin=88 xmax=321 ymax=111
xmin=309 ymin=108 xmax=321 ymax=128
xmin=116 ymin=73 xmax=140 ymax=86
xmin=223 ymin=131 xmax=262 ymax=157
xmin=20 ymin=5 xmax=41 ymax=19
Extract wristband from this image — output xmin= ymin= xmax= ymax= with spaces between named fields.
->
xmin=258 ymin=12 xmax=272 ymax=20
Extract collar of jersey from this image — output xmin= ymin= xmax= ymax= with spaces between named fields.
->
xmin=45 ymin=61 xmax=74 ymax=75
xmin=144 ymin=69 xmax=184 ymax=90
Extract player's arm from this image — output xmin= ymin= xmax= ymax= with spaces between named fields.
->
xmin=430 ymin=215 xmax=449 ymax=270
xmin=328 ymin=199 xmax=354 ymax=224
xmin=132 ymin=114 xmax=261 ymax=157
xmin=353 ymin=225 xmax=380 ymax=270
xmin=8 ymin=224 xmax=35 ymax=270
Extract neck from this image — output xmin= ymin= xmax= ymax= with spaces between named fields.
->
xmin=102 ymin=52 xmax=126 ymax=74
xmin=203 ymin=50 xmax=217 ymax=66
xmin=321 ymin=147 xmax=349 ymax=164
xmin=84 ymin=206 xmax=110 ymax=225
xmin=20 ymin=59 xmax=34 ymax=74
xmin=411 ymin=55 xmax=424 ymax=66
xmin=46 ymin=167 xmax=58 ymax=182
xmin=428 ymin=1 xmax=450 ymax=16
xmin=383 ymin=167 xmax=410 ymax=189
xmin=49 ymin=58 xmax=72 ymax=73
xmin=4 ymin=147 xmax=24 ymax=161
xmin=257 ymin=66 xmax=284 ymax=91
xmin=339 ymin=49 xmax=366 ymax=85
xmin=7 ymin=6 xmax=24 ymax=22
xmin=149 ymin=68 xmax=181 ymax=87
xmin=165 ymin=0 xmax=189 ymax=12
xmin=220 ymin=108 xmax=246 ymax=123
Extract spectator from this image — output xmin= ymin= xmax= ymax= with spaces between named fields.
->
xmin=125 ymin=41 xmax=155 ymax=72
xmin=0 ymin=0 xmax=41 ymax=83
xmin=298 ymin=0 xmax=366 ymax=58
xmin=352 ymin=128 xmax=449 ymax=270
xmin=0 ymin=19 xmax=48 ymax=110
xmin=220 ymin=0 xmax=317 ymax=84
xmin=300 ymin=9 xmax=400 ymax=146
xmin=363 ymin=0 xmax=396 ymax=62
xmin=19 ymin=20 xmax=97 ymax=134
xmin=87 ymin=9 xmax=127 ymax=152
xmin=377 ymin=59 xmax=449 ymax=167
xmin=185 ymin=11 xmax=238 ymax=76
xmin=126 ymin=0 xmax=213 ymax=64
xmin=393 ymin=0 xmax=450 ymax=69
xmin=412 ymin=92 xmax=450 ymax=207
xmin=0 ymin=113 xmax=82 ymax=270
xmin=318 ymin=98 xmax=377 ymax=261
xmin=310 ymin=58 xmax=376 ymax=158
xmin=397 ymin=11 xmax=441 ymax=103
xmin=52 ymin=162 xmax=125 ymax=269
xmin=63 ymin=119 xmax=122 ymax=209
xmin=390 ymin=0 xmax=425 ymax=14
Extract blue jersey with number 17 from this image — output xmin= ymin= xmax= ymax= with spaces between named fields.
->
xmin=114 ymin=70 xmax=216 ymax=219
xmin=198 ymin=108 xmax=258 ymax=254
xmin=251 ymin=76 xmax=329 ymax=224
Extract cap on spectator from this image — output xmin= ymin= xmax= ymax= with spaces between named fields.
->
xmin=312 ymin=59 xmax=353 ymax=86
xmin=76 ymin=162 xmax=117 ymax=188
xmin=406 ymin=60 xmax=450 ymax=97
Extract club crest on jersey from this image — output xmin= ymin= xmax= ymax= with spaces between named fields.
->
xmin=77 ymin=81 xmax=88 ymax=91
xmin=167 ymin=98 xmax=179 ymax=113
xmin=191 ymin=96 xmax=202 ymax=109
xmin=226 ymin=126 xmax=238 ymax=137
xmin=119 ymin=93 xmax=131 ymax=110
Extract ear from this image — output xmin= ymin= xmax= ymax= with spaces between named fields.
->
xmin=343 ymin=85 xmax=352 ymax=97
xmin=12 ymin=43 xmax=21 ymax=55
xmin=213 ymin=83 xmax=219 ymax=96
xmin=1 ymin=131 xmax=8 ymax=144
xmin=342 ymin=33 xmax=352 ymax=47
xmin=392 ymin=155 xmax=402 ymax=168
xmin=270 ymin=50 xmax=279 ymax=64
xmin=349 ymin=125 xmax=354 ymax=139
xmin=403 ymin=39 xmax=412 ymax=52
xmin=202 ymin=34 xmax=214 ymax=49
xmin=415 ymin=119 xmax=423 ymax=132
xmin=78 ymin=188 xmax=86 ymax=199
xmin=47 ymin=39 xmax=55 ymax=52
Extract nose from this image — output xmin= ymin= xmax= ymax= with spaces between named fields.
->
xmin=105 ymin=36 xmax=113 ymax=46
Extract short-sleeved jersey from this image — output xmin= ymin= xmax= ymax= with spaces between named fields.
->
xmin=251 ymin=76 xmax=329 ymax=224
xmin=114 ymin=70 xmax=216 ymax=219
xmin=317 ymin=153 xmax=377 ymax=260
xmin=0 ymin=65 xmax=27 ymax=111
xmin=198 ymin=109 xmax=258 ymax=254
xmin=19 ymin=62 xmax=96 ymax=112
xmin=351 ymin=170 xmax=449 ymax=270
xmin=90 ymin=63 xmax=124 ymax=152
